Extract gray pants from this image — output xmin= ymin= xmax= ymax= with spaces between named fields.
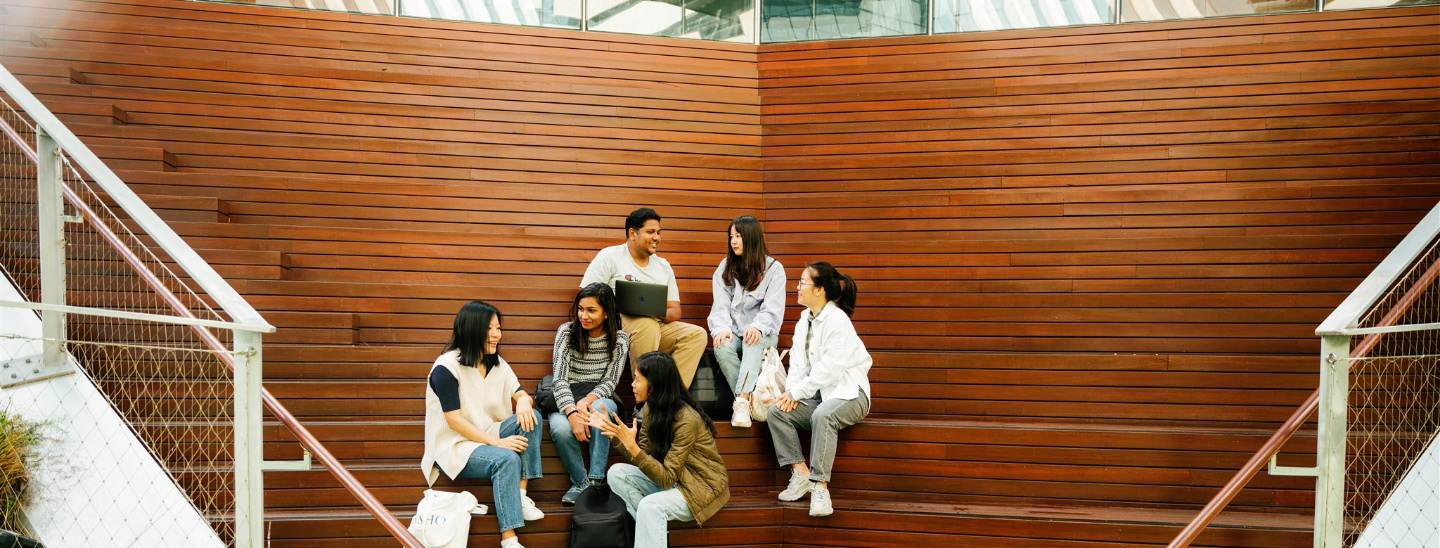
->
xmin=767 ymin=392 xmax=869 ymax=483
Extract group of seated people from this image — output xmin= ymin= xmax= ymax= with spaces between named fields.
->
xmin=420 ymin=208 xmax=873 ymax=548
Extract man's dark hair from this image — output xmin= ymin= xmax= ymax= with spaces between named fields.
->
xmin=625 ymin=208 xmax=662 ymax=237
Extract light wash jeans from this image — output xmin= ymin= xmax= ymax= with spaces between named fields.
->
xmin=713 ymin=332 xmax=778 ymax=395
xmin=767 ymin=392 xmax=869 ymax=483
xmin=547 ymin=396 xmax=618 ymax=486
xmin=456 ymin=409 xmax=544 ymax=532
xmin=607 ymin=463 xmax=694 ymax=548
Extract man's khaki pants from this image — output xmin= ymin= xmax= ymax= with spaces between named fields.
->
xmin=621 ymin=314 xmax=707 ymax=388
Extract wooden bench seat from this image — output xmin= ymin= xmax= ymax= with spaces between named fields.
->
xmin=257 ymin=494 xmax=1310 ymax=547
xmin=128 ymin=415 xmax=1311 ymax=509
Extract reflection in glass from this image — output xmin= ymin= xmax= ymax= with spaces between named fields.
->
xmin=1121 ymin=0 xmax=1311 ymax=22
xmin=762 ymin=0 xmax=926 ymax=42
xmin=934 ymin=0 xmax=1112 ymax=33
xmin=401 ymin=0 xmax=583 ymax=28
xmin=586 ymin=0 xmax=754 ymax=42
xmin=1325 ymin=0 xmax=1438 ymax=9
xmin=207 ymin=0 xmax=395 ymax=15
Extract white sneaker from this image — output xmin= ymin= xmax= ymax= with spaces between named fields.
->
xmin=809 ymin=485 xmax=833 ymax=517
xmin=730 ymin=396 xmax=752 ymax=428
xmin=500 ymin=537 xmax=525 ymax=548
xmin=520 ymin=494 xmax=544 ymax=521
xmin=778 ymin=472 xmax=813 ymax=501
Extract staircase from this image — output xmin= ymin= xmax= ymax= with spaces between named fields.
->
xmin=3 ymin=0 xmax=1439 ymax=545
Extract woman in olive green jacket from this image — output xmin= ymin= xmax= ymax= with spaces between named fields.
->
xmin=597 ymin=351 xmax=730 ymax=547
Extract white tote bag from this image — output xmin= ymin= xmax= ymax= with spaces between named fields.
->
xmin=750 ymin=347 xmax=789 ymax=422
xmin=408 ymin=489 xmax=481 ymax=548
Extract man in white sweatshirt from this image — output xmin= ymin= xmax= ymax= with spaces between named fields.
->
xmin=581 ymin=208 xmax=707 ymax=387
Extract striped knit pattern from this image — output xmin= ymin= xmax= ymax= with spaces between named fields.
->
xmin=552 ymin=322 xmax=628 ymax=412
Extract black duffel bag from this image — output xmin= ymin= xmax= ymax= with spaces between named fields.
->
xmin=535 ymin=374 xmax=600 ymax=415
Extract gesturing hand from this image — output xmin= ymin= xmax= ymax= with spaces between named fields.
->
xmin=495 ymin=435 xmax=529 ymax=453
xmin=596 ymin=411 xmax=639 ymax=455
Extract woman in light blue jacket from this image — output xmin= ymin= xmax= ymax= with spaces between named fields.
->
xmin=707 ymin=215 xmax=786 ymax=428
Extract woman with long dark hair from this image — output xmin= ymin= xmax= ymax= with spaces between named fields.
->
xmin=548 ymin=282 xmax=629 ymax=504
xmin=767 ymin=262 xmax=871 ymax=518
xmin=707 ymin=215 xmax=786 ymax=428
xmin=596 ymin=351 xmax=730 ymax=548
xmin=421 ymin=300 xmax=546 ymax=548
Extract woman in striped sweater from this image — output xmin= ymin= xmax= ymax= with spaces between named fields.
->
xmin=548 ymin=282 xmax=630 ymax=504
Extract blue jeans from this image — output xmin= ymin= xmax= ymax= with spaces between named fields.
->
xmin=714 ymin=332 xmax=778 ymax=395
xmin=547 ymin=396 xmax=618 ymax=486
xmin=456 ymin=410 xmax=544 ymax=533
xmin=607 ymin=463 xmax=694 ymax=548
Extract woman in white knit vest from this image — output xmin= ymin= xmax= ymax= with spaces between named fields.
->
xmin=421 ymin=301 xmax=546 ymax=548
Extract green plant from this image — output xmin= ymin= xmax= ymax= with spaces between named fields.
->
xmin=0 ymin=410 xmax=38 ymax=534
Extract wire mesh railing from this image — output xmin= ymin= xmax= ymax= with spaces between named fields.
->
xmin=0 ymin=61 xmax=423 ymax=547
xmin=1 ymin=90 xmax=240 ymax=547
xmin=1329 ymin=227 xmax=1440 ymax=547
xmin=1170 ymin=202 xmax=1440 ymax=548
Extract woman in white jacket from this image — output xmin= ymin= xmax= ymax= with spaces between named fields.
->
xmin=767 ymin=261 xmax=871 ymax=518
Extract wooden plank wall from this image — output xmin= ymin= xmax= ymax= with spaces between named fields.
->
xmin=758 ymin=7 xmax=1440 ymax=426
xmin=2 ymin=0 xmax=1439 ymax=546
xmin=0 ymin=1 xmax=776 ymax=546
xmin=0 ymin=0 xmax=762 ymax=356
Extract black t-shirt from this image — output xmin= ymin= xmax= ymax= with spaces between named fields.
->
xmin=429 ymin=367 xmax=461 ymax=412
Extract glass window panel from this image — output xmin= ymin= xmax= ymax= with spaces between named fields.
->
xmin=586 ymin=0 xmax=755 ymax=42
xmin=683 ymin=0 xmax=755 ymax=41
xmin=1325 ymin=0 xmax=1438 ymax=9
xmin=1120 ymin=0 xmax=1312 ymax=22
xmin=400 ymin=0 xmax=582 ymax=29
xmin=204 ymin=0 xmax=395 ymax=15
xmin=934 ymin=0 xmax=1113 ymax=33
xmin=762 ymin=0 xmax=926 ymax=43
xmin=762 ymin=0 xmax=817 ymax=41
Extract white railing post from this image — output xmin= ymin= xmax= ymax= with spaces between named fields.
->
xmin=926 ymin=0 xmax=934 ymax=34
xmin=36 ymin=127 xmax=65 ymax=370
xmin=754 ymin=0 xmax=761 ymax=44
xmin=233 ymin=329 xmax=265 ymax=548
xmin=1314 ymin=335 xmax=1350 ymax=548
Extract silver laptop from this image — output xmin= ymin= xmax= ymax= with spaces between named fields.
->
xmin=615 ymin=280 xmax=668 ymax=318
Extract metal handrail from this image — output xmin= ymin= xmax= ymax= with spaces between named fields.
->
xmin=1167 ymin=392 xmax=1321 ymax=548
xmin=1168 ymin=202 xmax=1440 ymax=548
xmin=0 ymin=62 xmax=423 ymax=547
xmin=0 ymin=63 xmax=266 ymax=328
xmin=1317 ymin=203 xmax=1440 ymax=336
